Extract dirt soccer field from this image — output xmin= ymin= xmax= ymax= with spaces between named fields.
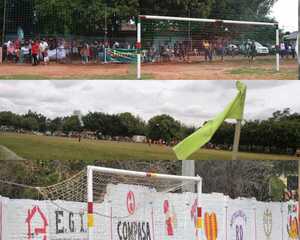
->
xmin=0 ymin=57 xmax=297 ymax=80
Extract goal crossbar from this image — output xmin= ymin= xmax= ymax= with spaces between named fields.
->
xmin=139 ymin=15 xmax=278 ymax=27
xmin=87 ymin=165 xmax=201 ymax=182
xmin=136 ymin=15 xmax=280 ymax=79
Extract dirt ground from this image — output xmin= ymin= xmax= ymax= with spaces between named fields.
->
xmin=0 ymin=57 xmax=298 ymax=80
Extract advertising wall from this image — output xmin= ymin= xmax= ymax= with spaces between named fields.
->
xmin=0 ymin=184 xmax=298 ymax=240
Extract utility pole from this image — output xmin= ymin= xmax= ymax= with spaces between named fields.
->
xmin=182 ymin=160 xmax=196 ymax=192
xmin=104 ymin=4 xmax=107 ymax=43
xmin=2 ymin=0 xmax=7 ymax=45
xmin=232 ymin=120 xmax=242 ymax=160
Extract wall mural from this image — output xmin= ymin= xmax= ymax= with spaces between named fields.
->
xmin=127 ymin=191 xmax=136 ymax=215
xmin=287 ymin=204 xmax=299 ymax=240
xmin=117 ymin=191 xmax=152 ymax=240
xmin=191 ymin=199 xmax=218 ymax=240
xmin=0 ymin=187 xmax=298 ymax=240
xmin=25 ymin=206 xmax=48 ymax=240
xmin=163 ymin=199 xmax=177 ymax=236
xmin=230 ymin=210 xmax=247 ymax=240
xmin=204 ymin=212 xmax=218 ymax=240
xmin=263 ymin=208 xmax=272 ymax=239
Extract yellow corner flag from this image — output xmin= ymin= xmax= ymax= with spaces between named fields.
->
xmin=173 ymin=81 xmax=247 ymax=160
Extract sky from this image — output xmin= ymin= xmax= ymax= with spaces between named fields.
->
xmin=0 ymin=80 xmax=299 ymax=127
xmin=271 ymin=0 xmax=298 ymax=32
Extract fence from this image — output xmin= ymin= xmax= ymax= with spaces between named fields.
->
xmin=0 ymin=183 xmax=299 ymax=240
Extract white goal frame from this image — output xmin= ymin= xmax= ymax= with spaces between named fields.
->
xmin=87 ymin=165 xmax=202 ymax=240
xmin=136 ymin=15 xmax=280 ymax=79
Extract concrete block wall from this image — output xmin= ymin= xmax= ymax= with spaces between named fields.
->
xmin=0 ymin=183 xmax=298 ymax=240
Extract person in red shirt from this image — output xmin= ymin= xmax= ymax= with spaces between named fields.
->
xmin=31 ymin=40 xmax=39 ymax=66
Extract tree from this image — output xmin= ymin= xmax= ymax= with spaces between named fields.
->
xmin=0 ymin=111 xmax=21 ymax=127
xmin=62 ymin=116 xmax=81 ymax=133
xmin=147 ymin=114 xmax=181 ymax=144
xmin=34 ymin=0 xmax=139 ymax=36
xmin=48 ymin=117 xmax=63 ymax=133
xmin=23 ymin=110 xmax=47 ymax=132
xmin=20 ymin=116 xmax=39 ymax=131
xmin=140 ymin=0 xmax=213 ymax=18
xmin=119 ymin=112 xmax=146 ymax=137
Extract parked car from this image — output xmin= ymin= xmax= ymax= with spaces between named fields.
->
xmin=225 ymin=44 xmax=239 ymax=56
xmin=264 ymin=44 xmax=276 ymax=55
xmin=239 ymin=41 xmax=269 ymax=55
xmin=254 ymin=42 xmax=269 ymax=54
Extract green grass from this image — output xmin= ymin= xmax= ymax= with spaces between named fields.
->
xmin=229 ymin=67 xmax=298 ymax=79
xmin=0 ymin=133 xmax=297 ymax=161
xmin=0 ymin=75 xmax=52 ymax=80
xmin=0 ymin=74 xmax=153 ymax=80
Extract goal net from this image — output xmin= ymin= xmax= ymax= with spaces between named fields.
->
xmin=136 ymin=15 xmax=280 ymax=79
xmin=37 ymin=166 xmax=203 ymax=240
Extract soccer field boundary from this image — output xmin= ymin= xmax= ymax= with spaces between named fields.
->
xmin=0 ymin=144 xmax=25 ymax=161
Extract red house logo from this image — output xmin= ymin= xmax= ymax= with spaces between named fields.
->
xmin=26 ymin=206 xmax=48 ymax=240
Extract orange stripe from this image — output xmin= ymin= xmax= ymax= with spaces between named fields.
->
xmin=212 ymin=213 xmax=217 ymax=239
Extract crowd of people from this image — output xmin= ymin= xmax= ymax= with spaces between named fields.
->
xmin=142 ymin=39 xmax=297 ymax=63
xmin=1 ymin=38 xmax=135 ymax=65
xmin=279 ymin=41 xmax=297 ymax=59
xmin=1 ymin=37 xmax=297 ymax=65
xmin=142 ymin=40 xmax=257 ymax=63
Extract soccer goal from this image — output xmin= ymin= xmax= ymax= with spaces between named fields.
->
xmin=86 ymin=166 xmax=202 ymax=240
xmin=136 ymin=15 xmax=280 ymax=79
xmin=37 ymin=166 xmax=202 ymax=240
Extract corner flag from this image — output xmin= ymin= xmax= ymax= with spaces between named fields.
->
xmin=173 ymin=81 xmax=247 ymax=160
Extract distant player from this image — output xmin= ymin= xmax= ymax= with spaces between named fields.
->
xmin=249 ymin=41 xmax=256 ymax=63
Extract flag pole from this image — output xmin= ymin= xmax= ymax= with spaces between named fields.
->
xmin=2 ymin=0 xmax=7 ymax=45
xmin=182 ymin=160 xmax=196 ymax=192
xmin=232 ymin=119 xmax=242 ymax=160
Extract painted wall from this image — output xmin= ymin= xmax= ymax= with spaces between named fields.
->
xmin=0 ymin=183 xmax=298 ymax=240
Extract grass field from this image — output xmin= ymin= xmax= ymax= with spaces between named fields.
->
xmin=0 ymin=133 xmax=297 ymax=161
xmin=0 ymin=57 xmax=297 ymax=80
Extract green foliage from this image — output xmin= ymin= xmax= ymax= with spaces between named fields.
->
xmin=147 ymin=114 xmax=181 ymax=144
xmin=3 ymin=0 xmax=279 ymax=39
xmin=269 ymin=176 xmax=286 ymax=201
xmin=1 ymin=108 xmax=299 ymax=155
xmin=119 ymin=112 xmax=146 ymax=137
xmin=62 ymin=116 xmax=82 ymax=133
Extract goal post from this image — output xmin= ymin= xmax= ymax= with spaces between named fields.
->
xmin=136 ymin=15 xmax=280 ymax=79
xmin=87 ymin=165 xmax=202 ymax=240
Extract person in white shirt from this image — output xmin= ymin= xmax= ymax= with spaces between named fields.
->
xmin=39 ymin=39 xmax=49 ymax=61
xmin=280 ymin=42 xmax=285 ymax=59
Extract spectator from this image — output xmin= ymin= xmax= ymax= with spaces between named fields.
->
xmin=80 ymin=43 xmax=90 ymax=64
xmin=39 ymin=39 xmax=49 ymax=62
xmin=218 ymin=41 xmax=225 ymax=61
xmin=2 ymin=43 xmax=7 ymax=62
xmin=284 ymin=41 xmax=289 ymax=59
xmin=249 ymin=41 xmax=256 ymax=63
xmin=7 ymin=41 xmax=15 ymax=62
xmin=203 ymin=40 xmax=210 ymax=61
xmin=91 ymin=41 xmax=98 ymax=63
xmin=280 ymin=42 xmax=285 ymax=59
xmin=19 ymin=43 xmax=30 ymax=63
xmin=31 ymin=40 xmax=40 ymax=66
xmin=43 ymin=47 xmax=50 ymax=65
xmin=291 ymin=42 xmax=296 ymax=59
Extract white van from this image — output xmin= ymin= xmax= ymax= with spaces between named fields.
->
xmin=254 ymin=42 xmax=269 ymax=54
